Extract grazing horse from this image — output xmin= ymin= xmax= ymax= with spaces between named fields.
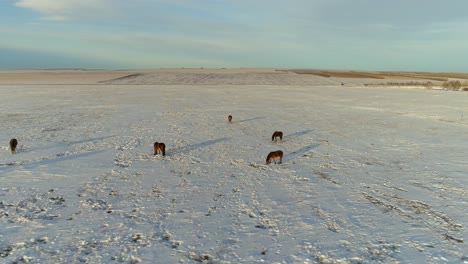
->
xmin=228 ymin=115 xmax=233 ymax=123
xmin=154 ymin=142 xmax=166 ymax=156
xmin=266 ymin=150 xmax=283 ymax=165
xmin=9 ymin=138 xmax=18 ymax=154
xmin=271 ymin=131 xmax=283 ymax=142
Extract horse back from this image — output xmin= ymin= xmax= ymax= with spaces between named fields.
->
xmin=275 ymin=150 xmax=283 ymax=158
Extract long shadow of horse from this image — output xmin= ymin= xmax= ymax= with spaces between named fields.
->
xmin=25 ymin=136 xmax=116 ymax=152
xmin=0 ymin=150 xmax=107 ymax=174
xmin=284 ymin=129 xmax=313 ymax=140
xmin=283 ymin=143 xmax=320 ymax=163
xmin=67 ymin=135 xmax=117 ymax=146
xmin=169 ymin=137 xmax=231 ymax=155
xmin=235 ymin=116 xmax=266 ymax=123
xmin=25 ymin=150 xmax=108 ymax=169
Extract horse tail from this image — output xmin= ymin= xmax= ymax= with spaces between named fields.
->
xmin=154 ymin=142 xmax=158 ymax=155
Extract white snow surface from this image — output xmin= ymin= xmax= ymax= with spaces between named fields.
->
xmin=0 ymin=82 xmax=467 ymax=263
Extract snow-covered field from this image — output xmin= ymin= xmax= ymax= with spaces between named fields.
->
xmin=0 ymin=74 xmax=467 ymax=263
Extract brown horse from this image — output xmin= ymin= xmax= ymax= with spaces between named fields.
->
xmin=154 ymin=142 xmax=166 ymax=156
xmin=9 ymin=138 xmax=18 ymax=154
xmin=228 ymin=115 xmax=233 ymax=123
xmin=266 ymin=150 xmax=283 ymax=165
xmin=271 ymin=131 xmax=283 ymax=142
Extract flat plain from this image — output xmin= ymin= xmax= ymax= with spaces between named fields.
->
xmin=0 ymin=69 xmax=467 ymax=263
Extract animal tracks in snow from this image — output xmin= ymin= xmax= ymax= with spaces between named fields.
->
xmin=1 ymin=83 xmax=467 ymax=263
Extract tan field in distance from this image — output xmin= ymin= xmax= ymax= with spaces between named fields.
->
xmin=1 ymin=68 xmax=468 ymax=87
xmin=283 ymin=69 xmax=468 ymax=81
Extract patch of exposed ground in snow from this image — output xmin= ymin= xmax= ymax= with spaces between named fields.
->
xmin=0 ymin=80 xmax=467 ymax=263
xmin=98 ymin=72 xmax=341 ymax=86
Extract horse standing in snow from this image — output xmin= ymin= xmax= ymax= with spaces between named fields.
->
xmin=266 ymin=150 xmax=283 ymax=165
xmin=9 ymin=138 xmax=18 ymax=154
xmin=271 ymin=131 xmax=283 ymax=142
xmin=154 ymin=142 xmax=166 ymax=156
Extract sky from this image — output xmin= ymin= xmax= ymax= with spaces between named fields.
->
xmin=1 ymin=0 xmax=468 ymax=71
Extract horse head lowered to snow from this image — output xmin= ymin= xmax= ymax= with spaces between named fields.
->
xmin=271 ymin=131 xmax=283 ymax=142
xmin=266 ymin=150 xmax=283 ymax=165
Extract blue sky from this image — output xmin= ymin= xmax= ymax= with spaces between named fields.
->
xmin=1 ymin=0 xmax=468 ymax=71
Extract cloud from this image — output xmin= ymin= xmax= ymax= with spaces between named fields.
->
xmin=0 ymin=47 xmax=110 ymax=69
xmin=15 ymin=0 xmax=112 ymax=20
xmin=8 ymin=0 xmax=468 ymax=70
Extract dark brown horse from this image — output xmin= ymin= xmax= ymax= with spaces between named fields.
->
xmin=266 ymin=150 xmax=283 ymax=165
xmin=9 ymin=138 xmax=18 ymax=154
xmin=271 ymin=131 xmax=283 ymax=142
xmin=228 ymin=115 xmax=233 ymax=123
xmin=154 ymin=142 xmax=166 ymax=156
